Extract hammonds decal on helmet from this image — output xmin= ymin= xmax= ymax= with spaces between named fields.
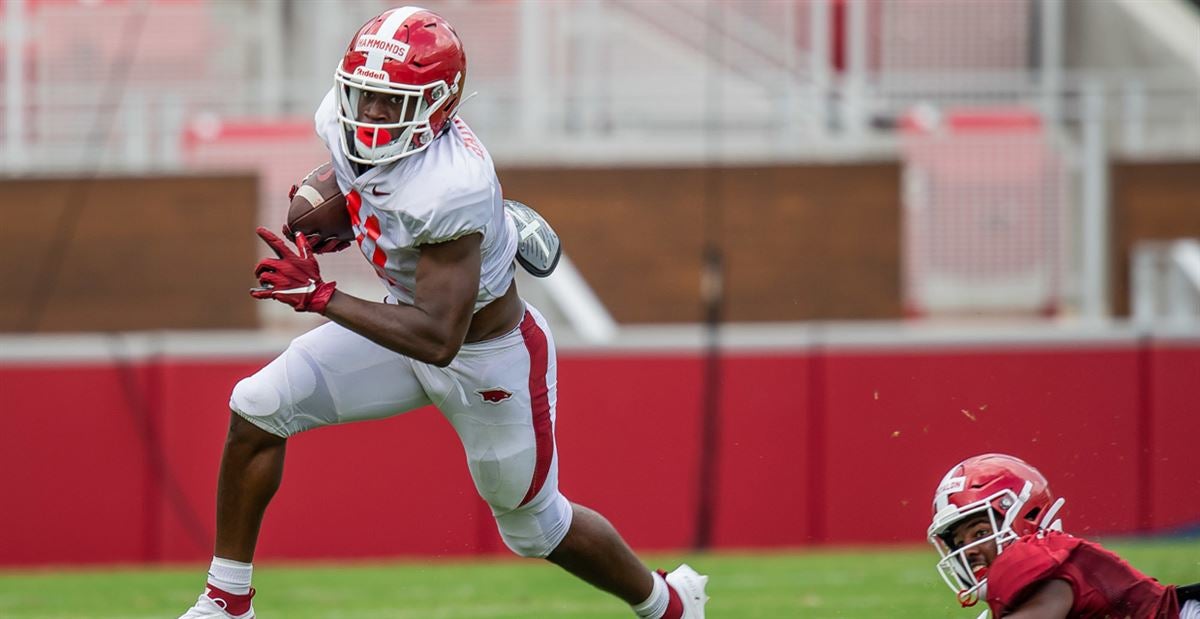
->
xmin=335 ymin=6 xmax=467 ymax=166
xmin=355 ymin=35 xmax=411 ymax=62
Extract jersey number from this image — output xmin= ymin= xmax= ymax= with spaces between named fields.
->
xmin=346 ymin=190 xmax=388 ymax=270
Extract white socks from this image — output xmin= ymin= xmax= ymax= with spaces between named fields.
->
xmin=207 ymin=556 xmax=253 ymax=595
xmin=632 ymin=570 xmax=670 ymax=618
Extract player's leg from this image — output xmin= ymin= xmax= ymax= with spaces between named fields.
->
xmin=545 ymin=503 xmax=656 ymax=602
xmin=180 ymin=321 xmax=433 ymax=619
xmin=213 ymin=412 xmax=286 ymax=563
xmin=221 ymin=320 xmax=434 ymax=555
xmin=176 ymin=414 xmax=286 ymax=619
xmin=544 ymin=503 xmax=708 ymax=618
xmin=428 ymin=305 xmax=707 ymax=618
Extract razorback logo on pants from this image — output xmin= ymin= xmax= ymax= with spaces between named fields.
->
xmin=477 ymin=388 xmax=513 ymax=404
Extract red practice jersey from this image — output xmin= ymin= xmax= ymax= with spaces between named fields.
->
xmin=986 ymin=531 xmax=1179 ymax=618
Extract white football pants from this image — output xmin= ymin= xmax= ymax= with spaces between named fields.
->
xmin=229 ymin=302 xmax=572 ymax=557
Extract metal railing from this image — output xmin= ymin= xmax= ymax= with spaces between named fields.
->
xmin=3 ymin=0 xmax=1198 ymax=171
xmin=1132 ymin=239 xmax=1200 ymax=327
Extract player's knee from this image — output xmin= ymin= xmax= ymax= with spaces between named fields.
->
xmin=493 ymin=490 xmax=573 ymax=558
xmin=230 ymin=374 xmax=280 ymax=418
xmin=229 ymin=375 xmax=292 ymax=438
xmin=228 ymin=333 xmax=340 ymax=438
xmin=228 ymin=364 xmax=298 ymax=436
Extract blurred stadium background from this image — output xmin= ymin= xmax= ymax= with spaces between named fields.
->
xmin=1 ymin=0 xmax=1199 ymax=616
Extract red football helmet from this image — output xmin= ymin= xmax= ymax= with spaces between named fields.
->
xmin=335 ymin=6 xmax=467 ymax=165
xmin=926 ymin=453 xmax=1065 ymax=607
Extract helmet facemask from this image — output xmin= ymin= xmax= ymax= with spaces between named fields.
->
xmin=335 ymin=69 xmax=460 ymax=166
xmin=928 ymin=493 xmax=1023 ymax=607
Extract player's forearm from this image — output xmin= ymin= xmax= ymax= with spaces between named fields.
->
xmin=322 ymin=291 xmax=466 ymax=366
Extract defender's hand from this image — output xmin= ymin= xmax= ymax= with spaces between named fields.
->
xmin=250 ymin=226 xmax=337 ymax=313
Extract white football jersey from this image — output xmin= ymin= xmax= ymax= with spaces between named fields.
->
xmin=314 ymin=88 xmax=517 ymax=312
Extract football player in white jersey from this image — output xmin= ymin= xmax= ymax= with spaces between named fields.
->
xmin=179 ymin=7 xmax=707 ymax=619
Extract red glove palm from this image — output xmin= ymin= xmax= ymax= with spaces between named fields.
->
xmin=250 ymin=227 xmax=337 ymax=313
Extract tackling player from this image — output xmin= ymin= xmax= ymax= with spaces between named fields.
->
xmin=178 ymin=6 xmax=707 ymax=619
xmin=928 ymin=453 xmax=1200 ymax=618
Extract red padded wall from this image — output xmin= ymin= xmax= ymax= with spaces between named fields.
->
xmin=554 ymin=354 xmax=705 ymax=551
xmin=0 ymin=365 xmax=151 ymax=564
xmin=1146 ymin=343 xmax=1200 ymax=531
xmin=817 ymin=345 xmax=1142 ymax=544
xmin=711 ymin=354 xmax=813 ymax=547
xmin=155 ymin=360 xmax=254 ymax=562
xmin=1 ymin=338 xmax=1197 ymax=566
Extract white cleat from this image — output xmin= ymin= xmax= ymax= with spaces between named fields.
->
xmin=178 ymin=590 xmax=255 ymax=619
xmin=665 ymin=563 xmax=710 ymax=619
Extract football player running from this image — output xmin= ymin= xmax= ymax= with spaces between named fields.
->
xmin=179 ymin=7 xmax=707 ymax=619
xmin=928 ymin=453 xmax=1199 ymax=619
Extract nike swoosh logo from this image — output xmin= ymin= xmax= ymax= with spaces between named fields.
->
xmin=370 ymin=186 xmax=390 ymax=196
xmin=275 ymin=281 xmax=317 ymax=295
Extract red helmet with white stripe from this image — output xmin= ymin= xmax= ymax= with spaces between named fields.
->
xmin=336 ymin=6 xmax=467 ymax=165
xmin=927 ymin=453 xmax=1064 ymax=607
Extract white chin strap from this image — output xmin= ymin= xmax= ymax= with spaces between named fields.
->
xmin=1039 ymin=497 xmax=1066 ymax=532
xmin=445 ymin=90 xmax=477 ymax=123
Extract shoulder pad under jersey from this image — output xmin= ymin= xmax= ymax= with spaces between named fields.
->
xmin=986 ymin=534 xmax=1079 ymax=611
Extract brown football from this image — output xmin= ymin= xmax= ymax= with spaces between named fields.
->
xmin=286 ymin=162 xmax=354 ymax=243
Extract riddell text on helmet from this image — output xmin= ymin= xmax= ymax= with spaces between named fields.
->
xmin=353 ymin=66 xmax=390 ymax=82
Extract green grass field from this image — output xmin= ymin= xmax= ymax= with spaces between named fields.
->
xmin=1 ymin=539 xmax=1197 ymax=618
